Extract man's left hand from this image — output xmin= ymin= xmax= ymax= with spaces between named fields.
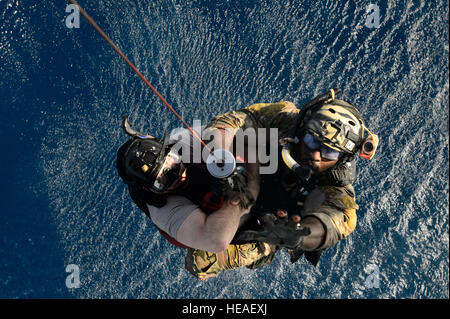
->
xmin=236 ymin=211 xmax=311 ymax=249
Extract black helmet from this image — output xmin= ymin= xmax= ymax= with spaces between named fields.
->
xmin=116 ymin=136 xmax=167 ymax=189
xmin=116 ymin=115 xmax=177 ymax=191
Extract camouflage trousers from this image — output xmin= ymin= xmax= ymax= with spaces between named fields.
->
xmin=185 ymin=242 xmax=279 ymax=281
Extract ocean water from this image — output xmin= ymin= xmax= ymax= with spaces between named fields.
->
xmin=0 ymin=0 xmax=448 ymax=299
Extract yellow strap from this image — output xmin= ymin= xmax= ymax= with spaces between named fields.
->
xmin=330 ymin=88 xmax=335 ymax=100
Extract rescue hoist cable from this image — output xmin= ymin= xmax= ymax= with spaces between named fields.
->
xmin=67 ymin=0 xmax=210 ymax=152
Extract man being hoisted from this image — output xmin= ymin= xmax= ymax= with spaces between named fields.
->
xmin=116 ymin=118 xmax=261 ymax=253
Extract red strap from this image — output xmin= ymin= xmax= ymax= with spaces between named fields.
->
xmin=154 ymin=225 xmax=190 ymax=249
xmin=200 ymin=192 xmax=224 ymax=214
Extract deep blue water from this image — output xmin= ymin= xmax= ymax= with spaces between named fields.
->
xmin=0 ymin=0 xmax=448 ymax=299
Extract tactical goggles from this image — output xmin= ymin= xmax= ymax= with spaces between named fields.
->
xmin=302 ymin=133 xmax=342 ymax=161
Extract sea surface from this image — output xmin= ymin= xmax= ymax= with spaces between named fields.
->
xmin=0 ymin=0 xmax=448 ymax=298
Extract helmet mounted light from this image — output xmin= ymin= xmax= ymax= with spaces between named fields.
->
xmin=359 ymin=125 xmax=379 ymax=160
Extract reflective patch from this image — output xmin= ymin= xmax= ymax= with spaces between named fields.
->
xmin=345 ymin=140 xmax=355 ymax=151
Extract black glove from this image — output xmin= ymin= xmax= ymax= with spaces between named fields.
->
xmin=236 ymin=211 xmax=311 ymax=249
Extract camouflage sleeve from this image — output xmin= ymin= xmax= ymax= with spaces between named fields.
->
xmin=301 ymin=185 xmax=359 ymax=250
xmin=206 ymin=101 xmax=299 ymax=133
xmin=246 ymin=101 xmax=299 ymax=132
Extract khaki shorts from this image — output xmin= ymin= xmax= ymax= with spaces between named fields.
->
xmin=185 ymin=242 xmax=279 ymax=280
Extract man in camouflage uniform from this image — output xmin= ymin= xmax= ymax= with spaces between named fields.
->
xmin=185 ymin=90 xmax=378 ymax=280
